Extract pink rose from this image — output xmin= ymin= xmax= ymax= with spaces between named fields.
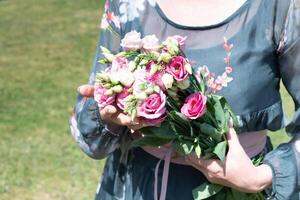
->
xmin=142 ymin=35 xmax=160 ymax=52
xmin=138 ymin=91 xmax=166 ymax=120
xmin=166 ymin=56 xmax=189 ymax=81
xmin=173 ymin=35 xmax=187 ymax=48
xmin=120 ymin=31 xmax=142 ymax=51
xmin=111 ymin=57 xmax=128 ymax=72
xmin=94 ymin=84 xmax=116 ymax=109
xmin=181 ymin=92 xmax=207 ymax=119
xmin=116 ymin=88 xmax=131 ymax=110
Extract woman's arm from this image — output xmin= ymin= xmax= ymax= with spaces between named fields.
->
xmin=262 ymin=1 xmax=300 ymax=198
xmin=186 ymin=1 xmax=300 ymax=198
xmin=69 ymin=0 xmax=129 ymax=159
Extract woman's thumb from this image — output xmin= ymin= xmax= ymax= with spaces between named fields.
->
xmin=77 ymin=84 xmax=94 ymax=97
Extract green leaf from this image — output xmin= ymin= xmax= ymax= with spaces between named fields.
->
xmin=231 ymin=189 xmax=249 ymax=200
xmin=169 ymin=111 xmax=190 ymax=126
xmin=213 ymin=141 xmax=227 ymax=162
xmin=131 ymin=136 xmax=171 ymax=147
xmin=172 ymin=139 xmax=194 ymax=156
xmin=192 ymin=183 xmax=223 ymax=200
xmin=168 ymin=111 xmax=191 ymax=136
xmin=139 ymin=121 xmax=176 ymax=139
xmin=195 ymin=144 xmax=201 ymax=158
xmin=194 ymin=122 xmax=222 ymax=142
xmin=219 ymin=96 xmax=240 ymax=131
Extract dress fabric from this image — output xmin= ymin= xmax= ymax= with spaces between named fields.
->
xmin=69 ymin=0 xmax=300 ymax=199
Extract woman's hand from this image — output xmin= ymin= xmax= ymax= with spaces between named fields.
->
xmin=185 ymin=124 xmax=273 ymax=193
xmin=77 ymin=84 xmax=145 ymax=130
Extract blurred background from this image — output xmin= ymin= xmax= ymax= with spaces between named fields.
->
xmin=0 ymin=0 xmax=293 ymax=199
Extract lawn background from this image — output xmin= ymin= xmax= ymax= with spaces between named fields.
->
xmin=0 ymin=0 xmax=293 ymax=199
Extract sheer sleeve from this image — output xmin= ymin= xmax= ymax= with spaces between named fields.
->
xmin=263 ymin=0 xmax=300 ymax=199
xmin=69 ymin=0 xmax=129 ymax=160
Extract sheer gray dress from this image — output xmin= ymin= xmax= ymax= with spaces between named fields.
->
xmin=70 ymin=0 xmax=300 ymax=199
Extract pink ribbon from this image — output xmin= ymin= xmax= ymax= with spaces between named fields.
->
xmin=154 ymin=149 xmax=172 ymax=200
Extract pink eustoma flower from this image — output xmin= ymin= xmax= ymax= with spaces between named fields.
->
xmin=173 ymin=35 xmax=187 ymax=48
xmin=138 ymin=91 xmax=166 ymax=120
xmin=116 ymin=88 xmax=131 ymax=110
xmin=166 ymin=56 xmax=189 ymax=81
xmin=111 ymin=57 xmax=128 ymax=72
xmin=94 ymin=84 xmax=116 ymax=109
xmin=181 ymin=92 xmax=207 ymax=119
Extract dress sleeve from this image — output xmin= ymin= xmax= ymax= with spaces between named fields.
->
xmin=69 ymin=0 xmax=129 ymax=160
xmin=263 ymin=0 xmax=300 ymax=199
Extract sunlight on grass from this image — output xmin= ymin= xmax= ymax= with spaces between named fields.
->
xmin=0 ymin=0 xmax=105 ymax=199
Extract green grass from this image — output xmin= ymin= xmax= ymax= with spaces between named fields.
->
xmin=0 ymin=0 xmax=106 ymax=199
xmin=0 ymin=0 xmax=294 ymax=199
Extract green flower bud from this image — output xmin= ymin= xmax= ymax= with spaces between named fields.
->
xmin=112 ymin=85 xmax=123 ymax=93
xmin=150 ymin=64 xmax=159 ymax=75
xmin=131 ymin=109 xmax=137 ymax=121
xmin=104 ymin=83 xmax=112 ymax=88
xmin=110 ymin=77 xmax=119 ymax=85
xmin=128 ymin=61 xmax=137 ymax=71
xmin=105 ymin=89 xmax=114 ymax=96
xmin=96 ymin=73 xmax=110 ymax=82
xmin=151 ymin=51 xmax=160 ymax=60
xmin=139 ymin=59 xmax=149 ymax=66
xmin=145 ymin=87 xmax=154 ymax=95
xmin=158 ymin=52 xmax=172 ymax=63
xmin=168 ymin=45 xmax=179 ymax=56
xmin=116 ymin=51 xmax=126 ymax=57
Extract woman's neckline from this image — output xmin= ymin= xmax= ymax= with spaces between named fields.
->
xmin=154 ymin=0 xmax=252 ymax=30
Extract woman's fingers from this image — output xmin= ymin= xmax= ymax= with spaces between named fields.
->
xmin=100 ymin=105 xmax=117 ymax=121
xmin=187 ymin=155 xmax=223 ymax=170
xmin=100 ymin=105 xmax=144 ymax=130
xmin=77 ymin=84 xmax=94 ymax=97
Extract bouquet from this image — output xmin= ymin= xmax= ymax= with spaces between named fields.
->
xmin=94 ymin=31 xmax=265 ymax=200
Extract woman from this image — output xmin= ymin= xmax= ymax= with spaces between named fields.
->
xmin=70 ymin=0 xmax=300 ymax=199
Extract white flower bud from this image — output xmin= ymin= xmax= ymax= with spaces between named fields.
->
xmin=119 ymin=73 xmax=135 ymax=87
xmin=100 ymin=46 xmax=111 ymax=54
xmin=153 ymin=85 xmax=160 ymax=93
xmin=112 ymin=85 xmax=123 ymax=93
xmin=145 ymin=87 xmax=154 ymax=95
xmin=135 ymin=92 xmax=147 ymax=100
xmin=102 ymin=52 xmax=115 ymax=62
xmin=184 ymin=62 xmax=192 ymax=74
xmin=162 ymin=73 xmax=174 ymax=89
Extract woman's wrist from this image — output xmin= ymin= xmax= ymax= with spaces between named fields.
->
xmin=252 ymin=164 xmax=273 ymax=192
